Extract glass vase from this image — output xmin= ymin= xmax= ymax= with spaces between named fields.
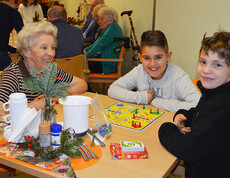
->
xmin=41 ymin=96 xmax=56 ymax=124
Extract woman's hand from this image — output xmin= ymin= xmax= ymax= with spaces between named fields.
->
xmin=28 ymin=95 xmax=59 ymax=110
xmin=147 ymin=90 xmax=155 ymax=104
xmin=173 ymin=114 xmax=191 ymax=134
xmin=51 ymin=97 xmax=58 ymax=106
xmin=28 ymin=95 xmax=45 ymax=110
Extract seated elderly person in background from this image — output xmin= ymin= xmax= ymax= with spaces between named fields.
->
xmin=85 ymin=6 xmax=123 ymax=75
xmin=91 ymin=4 xmax=106 ymax=41
xmin=82 ymin=0 xmax=104 ymax=44
xmin=0 ymin=21 xmax=88 ymax=113
xmin=47 ymin=5 xmax=84 ymax=58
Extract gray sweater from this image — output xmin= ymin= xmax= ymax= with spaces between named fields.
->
xmin=108 ymin=63 xmax=201 ymax=113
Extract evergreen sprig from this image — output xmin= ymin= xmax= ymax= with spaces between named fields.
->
xmin=22 ymin=62 xmax=71 ymax=99
xmin=45 ymin=129 xmax=82 ymax=160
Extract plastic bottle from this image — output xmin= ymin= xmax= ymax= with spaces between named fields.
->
xmin=50 ymin=124 xmax=62 ymax=149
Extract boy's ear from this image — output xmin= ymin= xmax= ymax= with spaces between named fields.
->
xmin=138 ymin=53 xmax=142 ymax=62
xmin=167 ymin=51 xmax=172 ymax=62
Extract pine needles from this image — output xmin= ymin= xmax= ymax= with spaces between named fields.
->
xmin=45 ymin=129 xmax=82 ymax=160
xmin=22 ymin=62 xmax=71 ymax=99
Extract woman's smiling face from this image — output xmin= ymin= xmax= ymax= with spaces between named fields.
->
xmin=23 ymin=33 xmax=56 ymax=71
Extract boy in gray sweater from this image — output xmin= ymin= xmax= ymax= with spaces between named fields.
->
xmin=108 ymin=30 xmax=200 ymax=112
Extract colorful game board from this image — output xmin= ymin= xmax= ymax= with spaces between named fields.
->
xmin=90 ymin=102 xmax=165 ymax=132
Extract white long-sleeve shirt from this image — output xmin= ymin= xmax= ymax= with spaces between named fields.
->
xmin=18 ymin=3 xmax=44 ymax=25
xmin=108 ymin=63 xmax=201 ymax=113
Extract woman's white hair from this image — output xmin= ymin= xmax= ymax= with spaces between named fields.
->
xmin=17 ymin=21 xmax=57 ymax=55
xmin=98 ymin=6 xmax=119 ymax=23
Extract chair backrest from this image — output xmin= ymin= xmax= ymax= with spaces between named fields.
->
xmin=86 ymin=45 xmax=126 ymax=84
xmin=9 ymin=52 xmax=21 ymax=63
xmin=117 ymin=45 xmax=125 ymax=77
xmin=53 ymin=53 xmax=89 ymax=81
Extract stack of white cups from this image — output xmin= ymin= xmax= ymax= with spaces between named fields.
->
xmin=3 ymin=93 xmax=28 ymax=139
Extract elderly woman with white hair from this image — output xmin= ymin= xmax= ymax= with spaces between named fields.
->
xmin=0 ymin=21 xmax=87 ymax=113
xmin=85 ymin=6 xmax=123 ymax=75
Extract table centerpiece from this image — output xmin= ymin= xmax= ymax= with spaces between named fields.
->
xmin=22 ymin=62 xmax=70 ymax=124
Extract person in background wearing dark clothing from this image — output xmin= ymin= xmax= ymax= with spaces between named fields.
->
xmin=158 ymin=31 xmax=230 ymax=178
xmin=47 ymin=5 xmax=84 ymax=58
xmin=0 ymin=0 xmax=23 ymax=71
xmin=82 ymin=0 xmax=104 ymax=44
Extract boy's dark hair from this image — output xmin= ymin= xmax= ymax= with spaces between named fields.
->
xmin=22 ymin=0 xmax=39 ymax=6
xmin=200 ymin=31 xmax=230 ymax=66
xmin=140 ymin=30 xmax=169 ymax=53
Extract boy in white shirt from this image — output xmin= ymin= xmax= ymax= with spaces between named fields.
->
xmin=108 ymin=30 xmax=200 ymax=112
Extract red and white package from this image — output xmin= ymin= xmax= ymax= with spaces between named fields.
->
xmin=109 ymin=142 xmax=148 ymax=159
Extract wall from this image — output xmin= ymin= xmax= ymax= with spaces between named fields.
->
xmin=58 ymin=0 xmax=79 ymax=17
xmin=156 ymin=0 xmax=230 ymax=78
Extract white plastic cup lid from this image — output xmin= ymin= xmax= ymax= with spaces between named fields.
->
xmin=9 ymin=93 xmax=27 ymax=102
xmin=59 ymin=96 xmax=92 ymax=106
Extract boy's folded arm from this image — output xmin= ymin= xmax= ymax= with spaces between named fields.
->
xmin=108 ymin=85 xmax=148 ymax=104
xmin=158 ymin=122 xmax=201 ymax=162
xmin=108 ymin=65 xmax=150 ymax=104
xmin=174 ymin=108 xmax=195 ymax=126
xmin=151 ymin=97 xmax=198 ymax=113
xmin=158 ymin=119 xmax=226 ymax=163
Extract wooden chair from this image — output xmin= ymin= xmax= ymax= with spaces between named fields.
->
xmin=9 ymin=52 xmax=21 ymax=63
xmin=0 ymin=164 xmax=16 ymax=177
xmin=86 ymin=46 xmax=126 ymax=84
xmin=53 ymin=52 xmax=89 ymax=81
xmin=191 ymin=79 xmax=201 ymax=92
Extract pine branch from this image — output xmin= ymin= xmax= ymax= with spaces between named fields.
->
xmin=45 ymin=63 xmax=57 ymax=96
xmin=22 ymin=79 xmax=44 ymax=94
xmin=22 ymin=62 xmax=71 ymax=99
xmin=44 ymin=130 xmax=82 ymax=159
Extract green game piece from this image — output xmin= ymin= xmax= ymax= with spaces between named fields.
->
xmin=151 ymin=109 xmax=160 ymax=115
xmin=143 ymin=104 xmax=145 ymax=109
xmin=135 ymin=108 xmax=138 ymax=114
xmin=157 ymin=109 xmax=159 ymax=114
xmin=150 ymin=109 xmax=152 ymax=114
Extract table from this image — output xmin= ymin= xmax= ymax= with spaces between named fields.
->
xmin=0 ymin=92 xmax=179 ymax=178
